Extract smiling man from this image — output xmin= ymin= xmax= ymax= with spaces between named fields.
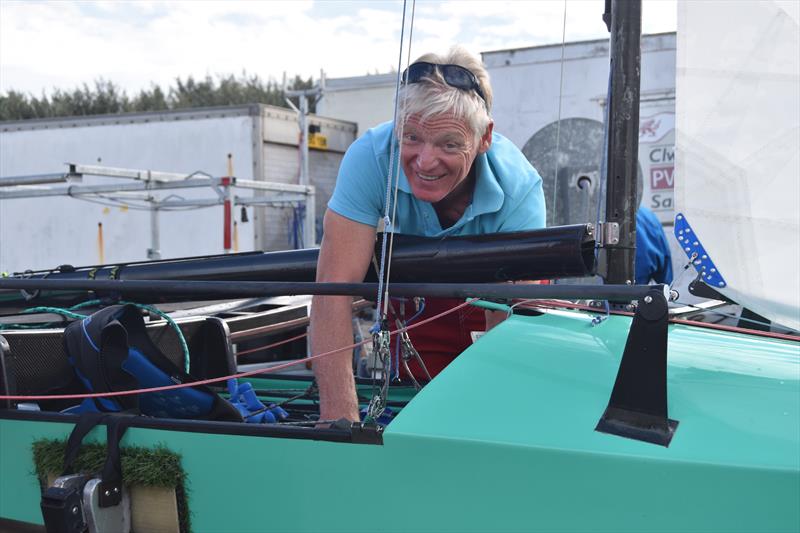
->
xmin=310 ymin=46 xmax=546 ymax=424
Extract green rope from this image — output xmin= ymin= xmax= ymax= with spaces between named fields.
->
xmin=69 ymin=299 xmax=103 ymax=311
xmin=22 ymin=306 xmax=88 ymax=320
xmin=0 ymin=300 xmax=191 ymax=374
xmin=0 ymin=306 xmax=88 ymax=330
xmin=121 ymin=301 xmax=190 ymax=374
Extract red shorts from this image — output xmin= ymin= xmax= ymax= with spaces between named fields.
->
xmin=388 ymin=297 xmax=485 ymax=380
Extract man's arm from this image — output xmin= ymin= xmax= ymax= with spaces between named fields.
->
xmin=311 ymin=209 xmax=377 ymax=423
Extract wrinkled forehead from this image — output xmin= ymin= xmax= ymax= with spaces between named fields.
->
xmin=402 ymin=113 xmax=474 ymax=139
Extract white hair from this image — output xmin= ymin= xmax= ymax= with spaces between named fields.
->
xmin=395 ymin=45 xmax=493 ymax=143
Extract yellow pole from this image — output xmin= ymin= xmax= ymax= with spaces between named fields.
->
xmin=97 ymin=222 xmax=105 ymax=264
xmin=233 ymin=221 xmax=239 ymax=252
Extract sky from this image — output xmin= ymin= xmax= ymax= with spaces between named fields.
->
xmin=0 ymin=0 xmax=677 ymax=96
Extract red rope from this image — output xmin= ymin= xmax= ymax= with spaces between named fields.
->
xmin=0 ymin=299 xmax=477 ymax=401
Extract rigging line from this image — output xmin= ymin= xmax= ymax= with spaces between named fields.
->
xmin=382 ymin=0 xmax=417 ymax=318
xmin=670 ymin=251 xmax=698 ymax=292
xmin=374 ymin=0 xmax=411 ymax=321
xmin=1 ymin=299 xmax=477 ymax=402
xmin=551 ymin=0 xmax=568 ymax=227
xmin=596 ymin=68 xmax=612 ymax=254
xmin=366 ymin=0 xmax=415 ymax=424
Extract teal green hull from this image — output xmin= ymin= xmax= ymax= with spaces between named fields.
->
xmin=2 ymin=308 xmax=799 ymax=531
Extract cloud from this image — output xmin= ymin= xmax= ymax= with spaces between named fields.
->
xmin=0 ymin=0 xmax=676 ymax=96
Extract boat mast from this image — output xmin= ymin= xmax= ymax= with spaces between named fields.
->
xmin=602 ymin=0 xmax=642 ymax=285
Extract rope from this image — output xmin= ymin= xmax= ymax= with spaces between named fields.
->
xmin=0 ymin=299 xmax=477 ymax=402
xmin=122 ymin=301 xmax=190 ymax=373
xmin=0 ymin=306 xmax=86 ymax=330
xmin=382 ymin=0 xmax=417 ymax=318
xmin=365 ymin=0 xmax=417 ymax=424
xmin=551 ymin=0 xmax=569 ymax=226
xmin=0 ymin=300 xmax=191 ymax=373
xmin=374 ymin=0 xmax=412 ymax=320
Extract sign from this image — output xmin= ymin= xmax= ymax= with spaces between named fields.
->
xmin=638 ymin=111 xmax=675 ymax=223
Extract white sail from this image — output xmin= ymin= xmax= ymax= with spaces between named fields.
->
xmin=675 ymin=0 xmax=800 ymax=331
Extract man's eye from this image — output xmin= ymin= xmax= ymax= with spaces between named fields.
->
xmin=404 ymin=134 xmax=419 ymax=142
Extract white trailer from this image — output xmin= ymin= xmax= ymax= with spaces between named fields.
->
xmin=0 ymin=105 xmax=356 ymax=274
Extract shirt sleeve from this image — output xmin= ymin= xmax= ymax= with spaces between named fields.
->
xmin=327 ymin=134 xmax=387 ymax=227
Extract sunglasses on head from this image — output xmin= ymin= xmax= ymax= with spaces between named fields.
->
xmin=401 ymin=61 xmax=486 ymax=104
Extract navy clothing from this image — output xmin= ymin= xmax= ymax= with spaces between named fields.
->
xmin=635 ymin=206 xmax=673 ymax=284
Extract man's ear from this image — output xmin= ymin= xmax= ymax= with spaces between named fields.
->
xmin=478 ymin=121 xmax=494 ymax=154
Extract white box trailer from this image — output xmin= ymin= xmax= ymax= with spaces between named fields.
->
xmin=0 ymin=105 xmax=357 ymax=274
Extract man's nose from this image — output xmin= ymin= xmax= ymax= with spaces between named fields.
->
xmin=416 ymin=144 xmax=439 ymax=170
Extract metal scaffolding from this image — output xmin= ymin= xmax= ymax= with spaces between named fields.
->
xmin=0 ymin=162 xmax=316 ymax=259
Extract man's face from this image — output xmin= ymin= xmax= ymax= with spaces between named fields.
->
xmin=400 ymin=114 xmax=491 ymax=204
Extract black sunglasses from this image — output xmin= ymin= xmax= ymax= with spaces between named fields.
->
xmin=401 ymin=62 xmax=486 ymax=104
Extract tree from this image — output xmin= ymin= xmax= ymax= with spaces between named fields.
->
xmin=0 ymin=73 xmax=318 ymax=120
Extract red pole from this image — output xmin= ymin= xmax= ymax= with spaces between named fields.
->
xmin=222 ymin=176 xmax=232 ymax=251
xmin=223 ymin=154 xmax=233 ymax=252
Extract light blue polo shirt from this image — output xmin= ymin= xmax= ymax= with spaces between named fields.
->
xmin=328 ymin=121 xmax=546 ymax=237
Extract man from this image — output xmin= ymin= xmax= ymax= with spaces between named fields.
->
xmin=635 ymin=206 xmax=673 ymax=285
xmin=310 ymin=46 xmax=546 ymax=423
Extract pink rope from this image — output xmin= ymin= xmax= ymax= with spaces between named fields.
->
xmin=0 ymin=299 xmax=477 ymax=401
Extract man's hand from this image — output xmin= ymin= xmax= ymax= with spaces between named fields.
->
xmin=310 ymin=210 xmax=377 ymax=423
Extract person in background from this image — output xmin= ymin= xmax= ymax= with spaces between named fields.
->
xmin=310 ymin=45 xmax=546 ymax=424
xmin=635 ymin=205 xmax=673 ymax=285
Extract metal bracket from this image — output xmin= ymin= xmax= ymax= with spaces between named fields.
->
xmin=589 ymin=222 xmax=620 ymax=246
xmin=595 ymin=285 xmax=679 ymax=446
xmin=41 ymin=474 xmax=90 ymax=533
xmin=674 ymin=213 xmax=726 ymax=289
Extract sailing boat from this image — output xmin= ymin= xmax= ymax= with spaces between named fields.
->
xmin=0 ymin=1 xmax=798 ymax=532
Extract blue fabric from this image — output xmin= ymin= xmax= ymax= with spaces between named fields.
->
xmin=635 ymin=206 xmax=673 ymax=285
xmin=227 ymin=379 xmax=289 ymax=424
xmin=121 ymin=347 xmax=214 ymax=419
xmin=328 ymin=121 xmax=546 ymax=237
